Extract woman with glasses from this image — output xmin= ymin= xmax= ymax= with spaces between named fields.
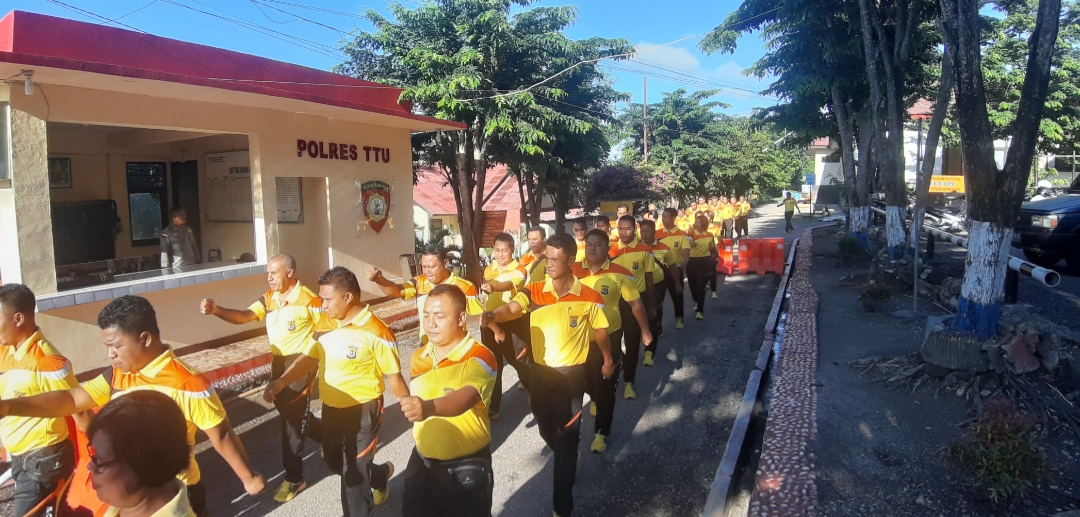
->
xmin=87 ymin=390 xmax=193 ymax=517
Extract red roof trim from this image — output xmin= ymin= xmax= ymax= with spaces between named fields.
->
xmin=0 ymin=11 xmax=465 ymax=129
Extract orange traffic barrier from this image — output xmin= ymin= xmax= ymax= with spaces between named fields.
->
xmin=717 ymin=238 xmax=736 ymax=275
xmin=739 ymin=238 xmax=785 ymax=274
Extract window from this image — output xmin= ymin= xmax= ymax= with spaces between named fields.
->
xmin=126 ymin=162 xmax=168 ymax=247
xmin=430 ymin=218 xmax=444 ymax=230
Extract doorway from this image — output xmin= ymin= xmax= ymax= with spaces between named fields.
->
xmin=171 ymin=160 xmax=201 ymax=258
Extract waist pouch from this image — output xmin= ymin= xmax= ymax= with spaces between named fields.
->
xmin=421 ymin=452 xmax=492 ymax=493
xmin=17 ymin=439 xmax=75 ymax=484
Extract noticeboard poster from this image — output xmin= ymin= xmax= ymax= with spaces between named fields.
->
xmin=206 ymin=151 xmax=253 ymax=222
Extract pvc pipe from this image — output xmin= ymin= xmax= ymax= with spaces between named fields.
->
xmin=869 ymin=206 xmax=1059 ymax=288
xmin=1009 ymin=256 xmax=1061 ymax=287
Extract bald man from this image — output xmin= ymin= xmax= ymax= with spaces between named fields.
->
xmin=200 ymin=254 xmax=324 ymax=503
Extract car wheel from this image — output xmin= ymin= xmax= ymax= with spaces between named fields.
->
xmin=1023 ymin=249 xmax=1060 ymax=268
xmin=1068 ymin=241 xmax=1080 ymax=275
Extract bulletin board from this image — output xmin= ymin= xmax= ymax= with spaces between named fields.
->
xmin=206 ymin=151 xmax=253 ymax=222
xmin=276 ymin=177 xmax=304 ymax=224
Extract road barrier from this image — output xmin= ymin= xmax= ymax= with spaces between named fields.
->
xmin=868 ymin=207 xmax=1060 ymax=288
xmin=717 ymin=238 xmax=736 ymax=275
xmin=738 ymin=238 xmax=786 ymax=275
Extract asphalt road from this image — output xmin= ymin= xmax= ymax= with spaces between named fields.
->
xmin=191 ymin=203 xmax=807 ymax=517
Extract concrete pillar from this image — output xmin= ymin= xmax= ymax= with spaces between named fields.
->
xmin=248 ymin=134 xmax=278 ymax=263
xmin=0 ymin=83 xmax=57 ymax=293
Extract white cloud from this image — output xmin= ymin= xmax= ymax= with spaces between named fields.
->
xmin=714 ymin=60 xmax=749 ymax=80
xmin=632 ymin=42 xmax=702 ymax=72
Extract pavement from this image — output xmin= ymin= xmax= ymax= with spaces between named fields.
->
xmin=180 ymin=202 xmax=818 ymax=517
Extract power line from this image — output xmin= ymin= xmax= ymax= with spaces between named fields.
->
xmin=115 ymin=0 xmax=158 ymax=20
xmin=44 ymin=0 xmax=150 ymax=33
xmin=628 ymin=57 xmax=766 ymax=94
xmin=257 ymin=0 xmax=365 ymax=19
xmin=248 ymin=0 xmax=352 ymax=36
xmin=603 ymin=63 xmax=771 ymax=100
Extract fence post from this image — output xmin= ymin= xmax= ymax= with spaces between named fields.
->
xmin=1004 ymin=267 xmax=1019 ymax=304
xmin=925 ymin=233 xmax=935 ymax=260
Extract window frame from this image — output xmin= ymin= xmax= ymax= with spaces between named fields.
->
xmin=125 ymin=162 xmax=169 ymax=248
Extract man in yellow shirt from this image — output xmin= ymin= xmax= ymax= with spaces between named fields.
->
xmin=481 ymin=233 xmax=614 ymax=517
xmin=201 ymin=254 xmax=324 ymax=502
xmin=265 ymin=267 xmax=410 ymax=517
xmin=736 ymin=195 xmax=752 ymax=238
xmin=399 ymin=284 xmax=497 ymax=517
xmin=572 ymin=219 xmax=589 ymax=262
xmin=367 ymin=246 xmax=482 ymax=344
xmin=519 ymin=227 xmax=549 ymax=284
xmin=657 ymin=208 xmax=691 ymax=328
xmin=608 ymin=215 xmax=656 ymax=400
xmin=779 ymin=192 xmax=801 ymax=233
xmin=480 ymin=233 xmax=529 ymax=418
xmin=0 ymin=284 xmax=78 ymax=517
xmin=0 ymin=296 xmax=266 ymax=517
xmin=595 ymin=215 xmax=614 ymax=241
xmin=639 ymin=219 xmax=682 ymax=364
xmin=574 ymin=230 xmax=651 ymax=453
xmin=687 ymin=216 xmax=720 ymax=319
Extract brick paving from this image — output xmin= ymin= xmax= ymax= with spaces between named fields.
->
xmin=749 ymin=228 xmax=820 ymax=517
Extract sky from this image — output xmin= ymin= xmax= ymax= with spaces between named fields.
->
xmin=4 ymin=0 xmax=778 ymax=115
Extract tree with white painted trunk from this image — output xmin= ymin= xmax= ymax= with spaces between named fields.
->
xmin=939 ymin=0 xmax=1062 ymax=338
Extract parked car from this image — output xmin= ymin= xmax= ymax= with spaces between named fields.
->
xmin=1014 ymin=175 xmax=1080 ymax=273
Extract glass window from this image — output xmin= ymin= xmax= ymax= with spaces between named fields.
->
xmin=126 ymin=162 xmax=168 ymax=247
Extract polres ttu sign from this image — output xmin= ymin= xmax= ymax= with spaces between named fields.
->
xmin=296 ymin=140 xmax=391 ymax=163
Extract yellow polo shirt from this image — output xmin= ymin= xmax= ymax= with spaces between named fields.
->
xmin=0 ymin=331 xmax=77 ymax=456
xmin=409 ymin=336 xmax=496 ymax=461
xmin=657 ymin=228 xmax=692 ymax=261
xmin=737 ymin=201 xmax=752 ymax=217
xmin=642 ymin=240 xmax=677 ymax=283
xmin=301 ymin=306 xmax=401 ymax=409
xmin=402 ymin=273 xmax=482 ymax=340
xmin=608 ymin=239 xmax=656 ymax=293
xmin=688 ymin=228 xmax=716 ymax=258
xmin=82 ymin=349 xmax=226 ymax=486
xmin=519 ymin=251 xmax=548 ymax=284
xmin=482 ymin=260 xmax=526 ymax=312
xmin=675 ymin=215 xmax=693 ymax=231
xmin=575 ymin=239 xmax=587 ymax=263
xmin=572 ymin=261 xmax=638 ymax=335
xmin=784 ymin=198 xmax=798 ymax=212
xmin=514 ymin=278 xmax=609 ymax=367
xmin=248 ymin=283 xmax=323 ymax=357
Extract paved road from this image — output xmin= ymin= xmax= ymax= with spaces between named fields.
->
xmin=193 ymin=203 xmax=808 ymax=517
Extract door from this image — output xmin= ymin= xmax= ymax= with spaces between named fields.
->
xmin=171 ymin=160 xmax=201 ymax=254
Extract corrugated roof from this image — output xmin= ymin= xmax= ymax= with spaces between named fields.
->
xmin=414 ymin=164 xmax=522 ymax=215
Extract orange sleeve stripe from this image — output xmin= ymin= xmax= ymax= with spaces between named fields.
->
xmin=607 ymin=264 xmax=634 ymax=277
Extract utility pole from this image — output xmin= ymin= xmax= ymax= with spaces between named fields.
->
xmin=643 ymin=76 xmax=649 ymax=163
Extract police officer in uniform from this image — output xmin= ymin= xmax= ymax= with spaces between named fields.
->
xmin=161 ymin=207 xmax=199 ymax=268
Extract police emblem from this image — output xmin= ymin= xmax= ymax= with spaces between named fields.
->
xmin=600 ymin=285 xmax=610 ymax=295
xmin=287 ymin=321 xmax=296 ymax=332
xmin=633 ymin=262 xmax=640 ymax=270
xmin=347 ymin=346 xmax=358 ymax=359
xmin=569 ymin=316 xmax=579 ymax=328
xmin=359 ymin=180 xmax=391 ymax=233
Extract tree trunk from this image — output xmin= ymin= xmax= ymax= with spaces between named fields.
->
xmin=831 ymin=85 xmax=858 ymax=235
xmin=551 ymin=179 xmax=570 ymax=235
xmin=911 ymin=39 xmax=955 ymax=250
xmin=940 ymin=0 xmax=1061 ymax=338
xmin=851 ymin=110 xmax=875 ymax=247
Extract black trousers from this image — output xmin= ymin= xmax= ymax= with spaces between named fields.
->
xmin=619 ymin=296 xmax=645 ymax=384
xmin=271 ymin=354 xmax=322 ymax=484
xmin=188 ymin=482 xmax=206 ymax=517
xmin=401 ymin=446 xmax=493 ymax=517
xmin=664 ymin=265 xmax=685 ymax=319
xmin=649 ymin=277 xmax=666 ymax=354
xmin=709 ymin=257 xmax=718 ymax=292
xmin=529 ymin=364 xmax=586 ymax=517
xmin=736 ymin=216 xmax=749 ymax=237
xmin=686 ymin=256 xmax=713 ymax=312
xmin=785 ymin=211 xmax=794 ymax=232
xmin=584 ymin=329 xmax=623 ymax=437
xmin=481 ymin=316 xmax=531 ymax=412
xmin=722 ymin=219 xmax=734 ymax=239
xmin=322 ymin=400 xmax=390 ymax=517
xmin=11 ymin=440 xmax=75 ymax=517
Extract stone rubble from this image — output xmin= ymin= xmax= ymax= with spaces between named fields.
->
xmin=749 ymin=228 xmax=819 ymax=517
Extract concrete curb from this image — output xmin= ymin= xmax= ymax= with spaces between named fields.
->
xmin=703 ymin=238 xmax=800 ymax=516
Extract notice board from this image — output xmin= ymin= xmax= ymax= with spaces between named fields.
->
xmin=481 ymin=210 xmax=507 ymax=247
xmin=206 ymin=151 xmax=253 ymax=222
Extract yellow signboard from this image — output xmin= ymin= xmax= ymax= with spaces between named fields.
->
xmin=599 ymin=201 xmax=635 ymax=217
xmin=929 ymin=176 xmax=965 ymax=194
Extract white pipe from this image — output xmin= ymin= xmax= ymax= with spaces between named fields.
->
xmin=870 ymin=206 xmax=1059 ymax=288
